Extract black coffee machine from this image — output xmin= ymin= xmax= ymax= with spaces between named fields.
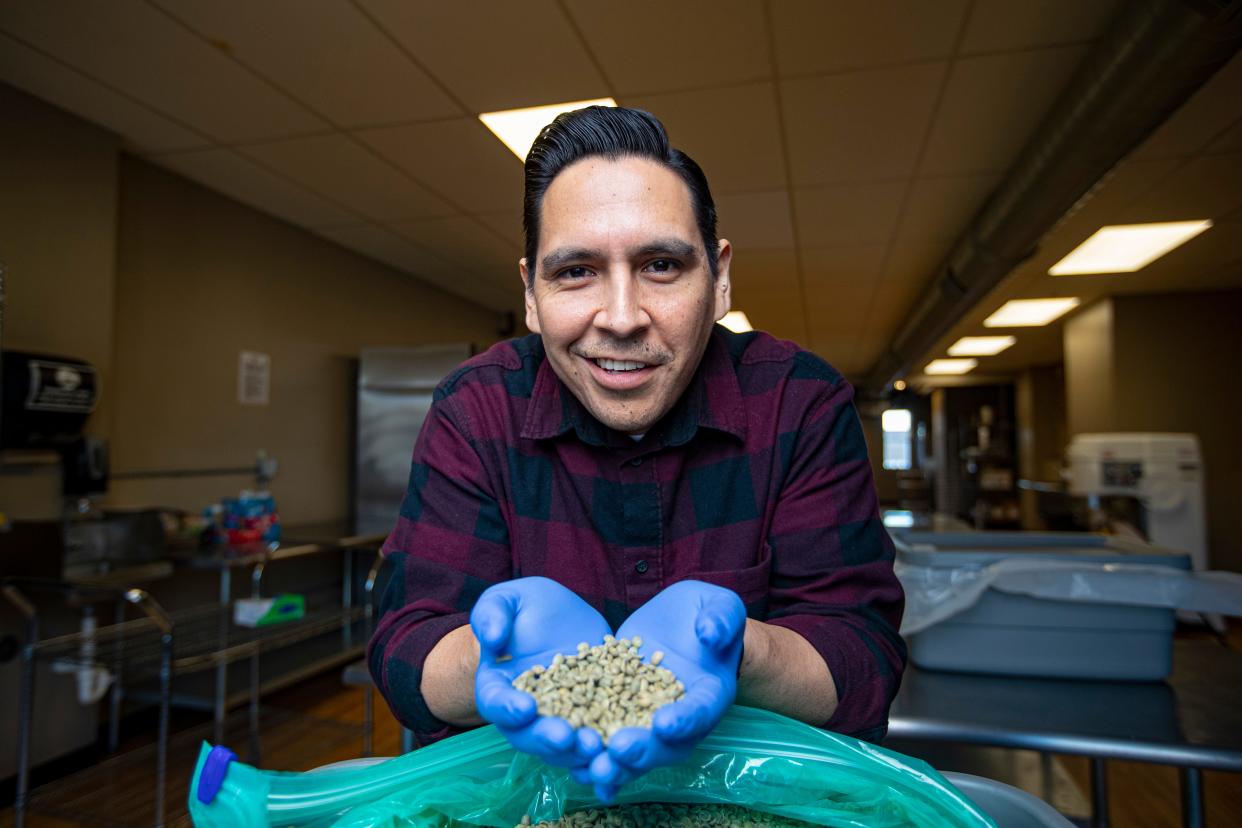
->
xmin=1 ymin=349 xmax=108 ymax=496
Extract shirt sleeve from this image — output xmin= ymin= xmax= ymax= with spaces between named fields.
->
xmin=366 ymin=392 xmax=512 ymax=747
xmin=764 ymin=369 xmax=907 ymax=741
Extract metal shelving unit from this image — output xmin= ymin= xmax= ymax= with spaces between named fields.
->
xmin=1 ymin=533 xmax=385 ymax=828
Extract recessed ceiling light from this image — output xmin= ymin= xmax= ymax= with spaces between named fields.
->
xmin=1049 ymin=220 xmax=1212 ymax=275
xmin=984 ymin=298 xmax=1080 ymax=327
xmin=479 ymin=98 xmax=618 ymax=160
xmin=948 ymin=336 xmax=1017 ymax=356
xmin=925 ymin=358 xmax=978 ymax=375
xmin=719 ymin=311 xmax=753 ymax=333
xmin=893 ymin=379 xmax=907 ymax=392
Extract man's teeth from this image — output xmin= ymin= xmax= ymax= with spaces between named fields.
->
xmin=596 ymin=358 xmax=647 ymax=372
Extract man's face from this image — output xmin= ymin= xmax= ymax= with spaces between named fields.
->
xmin=520 ymin=156 xmax=732 ymax=435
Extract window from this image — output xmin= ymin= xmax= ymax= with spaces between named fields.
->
xmin=882 ymin=409 xmax=912 ymax=471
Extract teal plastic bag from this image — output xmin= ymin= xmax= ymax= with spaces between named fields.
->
xmin=189 ymin=706 xmax=996 ymax=827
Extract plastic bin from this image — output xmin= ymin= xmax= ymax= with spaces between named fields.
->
xmin=942 ymin=773 xmax=1073 ymax=827
xmin=895 ymin=531 xmax=1190 ymax=680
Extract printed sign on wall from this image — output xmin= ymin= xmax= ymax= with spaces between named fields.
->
xmin=238 ymin=351 xmax=270 ymax=406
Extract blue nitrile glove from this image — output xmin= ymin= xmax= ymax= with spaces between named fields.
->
xmin=472 ymin=576 xmax=611 ymax=769
xmin=584 ymin=580 xmax=746 ymax=800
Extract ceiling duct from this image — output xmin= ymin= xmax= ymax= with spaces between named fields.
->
xmin=863 ymin=0 xmax=1242 ymax=396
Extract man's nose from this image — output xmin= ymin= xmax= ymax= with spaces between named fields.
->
xmin=594 ymin=273 xmax=650 ymax=338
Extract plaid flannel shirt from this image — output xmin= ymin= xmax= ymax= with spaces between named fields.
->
xmin=369 ymin=325 xmax=905 ymax=746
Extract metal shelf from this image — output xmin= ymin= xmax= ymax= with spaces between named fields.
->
xmin=127 ymin=620 xmax=368 ymax=713
xmin=30 ymin=588 xmax=367 ymax=682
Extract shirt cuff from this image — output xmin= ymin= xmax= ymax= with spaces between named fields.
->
xmin=764 ymin=613 xmax=898 ymax=740
xmin=375 ymin=610 xmax=473 ymax=746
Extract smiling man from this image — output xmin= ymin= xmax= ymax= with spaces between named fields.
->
xmin=369 ymin=107 xmax=905 ymax=793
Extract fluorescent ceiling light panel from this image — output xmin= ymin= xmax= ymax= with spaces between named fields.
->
xmin=924 ymin=358 xmax=978 ymax=375
xmin=1048 ymin=220 xmax=1212 ymax=275
xmin=719 ymin=311 xmax=753 ymax=333
xmin=948 ymin=336 xmax=1017 ymax=356
xmin=480 ymin=98 xmax=617 ymax=160
xmin=984 ymin=298 xmax=1080 ymax=327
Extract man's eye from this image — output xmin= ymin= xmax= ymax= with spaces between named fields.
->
xmin=646 ymin=259 xmax=680 ymax=275
xmin=558 ymin=266 xmax=592 ymax=280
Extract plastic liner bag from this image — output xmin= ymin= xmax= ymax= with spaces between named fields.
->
xmin=897 ymin=558 xmax=1242 ymax=635
xmin=189 ymin=706 xmax=996 ymax=827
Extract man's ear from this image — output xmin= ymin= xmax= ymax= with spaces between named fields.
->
xmin=713 ymin=239 xmax=733 ymax=322
xmin=519 ymin=257 xmax=541 ymax=334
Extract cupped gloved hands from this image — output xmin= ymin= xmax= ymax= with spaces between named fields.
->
xmin=472 ymin=576 xmax=611 ymax=769
xmin=579 ymin=580 xmax=746 ymax=801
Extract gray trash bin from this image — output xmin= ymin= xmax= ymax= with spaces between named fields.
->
xmin=943 ymin=772 xmax=1074 ymax=827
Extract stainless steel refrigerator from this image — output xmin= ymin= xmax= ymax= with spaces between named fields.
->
xmin=354 ymin=345 xmax=472 ymax=537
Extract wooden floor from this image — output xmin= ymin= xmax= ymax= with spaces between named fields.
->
xmin=3 ymin=653 xmax=1241 ymax=827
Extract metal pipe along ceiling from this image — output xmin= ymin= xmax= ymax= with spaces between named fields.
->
xmin=862 ymin=0 xmax=1242 ymax=396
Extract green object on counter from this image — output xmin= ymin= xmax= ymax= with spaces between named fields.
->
xmin=188 ymin=706 xmax=997 ymax=827
xmin=233 ymin=593 xmax=304 ymax=627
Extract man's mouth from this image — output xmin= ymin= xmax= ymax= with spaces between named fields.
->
xmin=593 ymin=358 xmax=650 ymax=373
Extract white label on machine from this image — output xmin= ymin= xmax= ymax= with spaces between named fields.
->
xmin=238 ymin=351 xmax=270 ymax=406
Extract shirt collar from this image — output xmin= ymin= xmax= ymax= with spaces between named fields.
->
xmin=521 ymin=326 xmax=747 ymax=448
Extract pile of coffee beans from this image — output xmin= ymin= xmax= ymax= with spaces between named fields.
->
xmin=511 ymin=636 xmax=684 ymax=742
xmin=514 ymin=803 xmax=817 ymax=827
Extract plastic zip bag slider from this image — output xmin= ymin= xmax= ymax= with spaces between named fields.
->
xmin=196 ymin=745 xmax=238 ymax=804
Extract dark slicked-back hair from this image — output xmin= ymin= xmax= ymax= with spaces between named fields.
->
xmin=523 ymin=106 xmax=719 ymax=286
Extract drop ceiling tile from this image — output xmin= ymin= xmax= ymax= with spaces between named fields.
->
xmin=730 ymin=284 xmax=808 ymax=345
xmin=240 ymin=134 xmax=454 ymax=221
xmin=0 ymin=32 xmax=208 ymax=152
xmin=1116 ymin=152 xmax=1242 ymax=223
xmin=882 ymin=239 xmax=950 ymax=287
xmin=898 ymin=174 xmax=1000 ymax=242
xmin=1208 ymin=118 xmax=1242 ymax=153
xmin=356 ymin=118 xmax=523 ymax=215
xmin=564 ymin=0 xmax=768 ymax=94
xmin=715 ymin=190 xmax=795 ymax=250
xmin=781 ymin=63 xmax=946 ymax=186
xmin=919 ymin=45 xmax=1088 ymax=176
xmin=960 ymin=0 xmax=1119 ymax=54
xmin=0 ymin=0 xmax=326 ymax=142
xmin=356 ymin=0 xmax=607 ymax=112
xmin=628 ymin=83 xmax=786 ymax=194
xmin=1135 ymin=51 xmax=1242 ymax=159
xmin=864 ymin=276 xmax=927 ymax=345
xmin=771 ymin=0 xmax=966 ymax=76
xmin=152 ymin=148 xmax=359 ymax=228
xmin=316 ymin=223 xmax=512 ymax=310
xmin=152 ymin=0 xmax=462 ymax=128
xmin=728 ymin=246 xmax=801 ymax=294
xmin=316 ymin=223 xmax=451 ymax=276
xmin=801 ymin=245 xmax=889 ymax=291
xmin=793 ymin=181 xmax=906 ymax=247
xmin=474 ymin=210 xmax=525 ymax=249
xmin=389 ymin=215 xmax=518 ymax=276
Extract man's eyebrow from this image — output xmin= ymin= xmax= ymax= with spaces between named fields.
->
xmin=630 ymin=238 xmax=699 ymax=261
xmin=540 ymin=247 xmax=602 ymax=275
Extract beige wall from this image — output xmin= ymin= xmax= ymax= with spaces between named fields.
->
xmin=1 ymin=83 xmax=504 ymax=524
xmin=1063 ymin=292 xmax=1242 ymax=572
xmin=1015 ymin=364 xmax=1067 ymax=529
xmin=107 ymin=158 xmax=503 ymax=522
xmin=0 ymin=83 xmax=119 ymax=518
xmin=1063 ymin=298 xmax=1115 ymax=435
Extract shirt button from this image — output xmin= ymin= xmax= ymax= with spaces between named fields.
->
xmin=628 ymin=457 xmax=643 ymax=467
xmin=634 ymin=560 xmax=649 ymax=574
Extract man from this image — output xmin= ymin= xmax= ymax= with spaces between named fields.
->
xmin=369 ymin=106 xmax=904 ymax=797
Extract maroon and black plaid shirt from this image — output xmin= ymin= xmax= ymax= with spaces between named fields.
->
xmin=369 ymin=325 xmax=905 ymax=746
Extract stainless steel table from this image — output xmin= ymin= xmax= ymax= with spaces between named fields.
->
xmin=889 ymin=639 xmax=1242 ymax=827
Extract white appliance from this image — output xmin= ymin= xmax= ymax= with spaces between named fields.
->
xmin=1067 ymin=433 xmax=1207 ymax=570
